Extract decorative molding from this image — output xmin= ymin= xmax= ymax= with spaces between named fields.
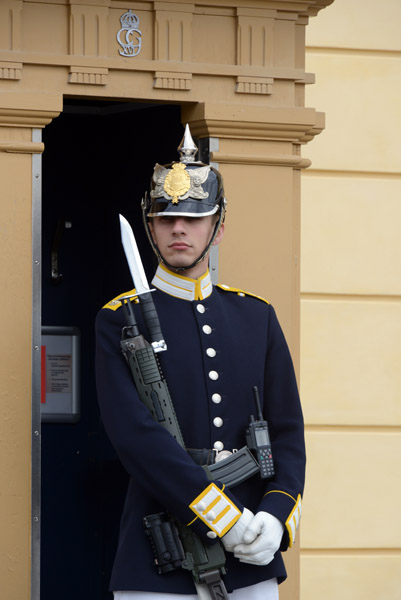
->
xmin=182 ymin=102 xmax=324 ymax=145
xmin=0 ymin=92 xmax=62 ymax=128
xmin=210 ymin=151 xmax=311 ymax=169
xmin=236 ymin=12 xmax=275 ymax=68
xmin=306 ymin=0 xmax=335 ymax=17
xmin=0 ymin=142 xmax=44 ymax=154
xmin=0 ymin=109 xmax=61 ymax=128
xmin=0 ymin=51 xmax=310 ymax=81
xmin=236 ymin=76 xmax=273 ymax=95
xmin=69 ymin=5 xmax=109 ymax=57
xmin=154 ymin=71 xmax=192 ymax=90
xmin=153 ymin=6 xmax=193 ymax=62
xmin=185 ymin=117 xmax=325 ymax=145
xmin=0 ymin=1 xmax=23 ymax=51
xmin=68 ymin=66 xmax=108 ymax=85
xmin=0 ymin=62 xmax=22 ymax=80
xmin=297 ymin=72 xmax=315 ymax=85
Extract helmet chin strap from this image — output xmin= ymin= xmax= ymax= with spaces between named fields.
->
xmin=159 ymin=247 xmax=209 ymax=274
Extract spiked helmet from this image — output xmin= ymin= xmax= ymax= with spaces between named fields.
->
xmin=142 ymin=125 xmax=226 ymax=271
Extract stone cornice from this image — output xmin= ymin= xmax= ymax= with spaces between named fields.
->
xmin=64 ymin=0 xmax=333 ymax=11
xmin=0 ymin=92 xmax=62 ymax=128
xmin=211 ymin=152 xmax=312 ymax=169
xmin=0 ymin=142 xmax=44 ymax=154
xmin=181 ymin=103 xmax=324 ymax=168
xmin=183 ymin=103 xmax=325 ymax=144
xmin=0 ymin=52 xmax=312 ymax=81
xmin=139 ymin=0 xmax=334 ymax=16
xmin=0 ymin=109 xmax=61 ymax=128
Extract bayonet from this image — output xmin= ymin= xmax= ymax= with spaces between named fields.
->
xmin=119 ymin=214 xmax=166 ymax=352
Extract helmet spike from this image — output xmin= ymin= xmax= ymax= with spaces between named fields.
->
xmin=178 ymin=124 xmax=198 ymax=164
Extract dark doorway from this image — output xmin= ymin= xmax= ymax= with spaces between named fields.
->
xmin=40 ymin=100 xmax=182 ymax=600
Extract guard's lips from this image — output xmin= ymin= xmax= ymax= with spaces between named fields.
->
xmin=168 ymin=241 xmax=191 ymax=249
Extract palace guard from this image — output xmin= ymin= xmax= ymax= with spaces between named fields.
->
xmin=95 ymin=126 xmax=305 ymax=600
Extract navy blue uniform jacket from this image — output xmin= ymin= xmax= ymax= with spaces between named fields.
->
xmin=95 ymin=266 xmax=305 ymax=594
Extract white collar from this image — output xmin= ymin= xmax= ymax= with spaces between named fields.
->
xmin=151 ymin=264 xmax=213 ymax=301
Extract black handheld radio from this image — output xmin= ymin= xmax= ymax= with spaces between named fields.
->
xmin=246 ymin=386 xmax=275 ymax=479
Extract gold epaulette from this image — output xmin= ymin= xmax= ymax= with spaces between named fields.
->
xmin=103 ymin=288 xmax=138 ymax=311
xmin=217 ymin=284 xmax=270 ymax=305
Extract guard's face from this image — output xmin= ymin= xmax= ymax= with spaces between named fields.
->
xmin=148 ymin=215 xmax=224 ymax=278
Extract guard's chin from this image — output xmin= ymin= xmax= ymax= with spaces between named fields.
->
xmin=161 ymin=255 xmax=193 ymax=271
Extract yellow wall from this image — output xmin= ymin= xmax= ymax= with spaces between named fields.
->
xmin=0 ymin=2 xmax=334 ymax=598
xmin=301 ymin=1 xmax=401 ymax=598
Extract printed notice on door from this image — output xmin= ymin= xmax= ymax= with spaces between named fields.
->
xmin=46 ymin=354 xmax=72 ymax=394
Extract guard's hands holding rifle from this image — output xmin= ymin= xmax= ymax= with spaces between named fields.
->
xmin=222 ymin=509 xmax=284 ymax=566
xmin=231 ymin=511 xmax=284 ymax=566
xmin=221 ymin=507 xmax=254 ymax=551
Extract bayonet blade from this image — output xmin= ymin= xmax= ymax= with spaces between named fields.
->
xmin=119 ymin=214 xmax=151 ymax=296
xmin=119 ymin=214 xmax=166 ymax=352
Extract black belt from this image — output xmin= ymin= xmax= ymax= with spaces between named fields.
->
xmin=187 ymin=448 xmax=216 ymax=466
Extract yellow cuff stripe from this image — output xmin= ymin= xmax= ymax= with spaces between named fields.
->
xmin=264 ymin=489 xmax=296 ymax=503
xmin=212 ymin=504 xmax=231 ymax=525
xmin=204 ymin=494 xmax=221 ymax=514
xmin=189 ymin=483 xmax=241 ymax=537
xmin=285 ymin=494 xmax=302 ymax=547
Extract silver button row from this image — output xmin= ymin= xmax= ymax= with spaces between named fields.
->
xmin=199 ymin=310 xmax=224 ymax=449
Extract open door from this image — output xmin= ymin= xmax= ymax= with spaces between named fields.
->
xmin=40 ymin=100 xmax=182 ymax=600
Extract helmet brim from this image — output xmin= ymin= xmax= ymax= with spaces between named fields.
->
xmin=147 ymin=199 xmax=219 ymax=218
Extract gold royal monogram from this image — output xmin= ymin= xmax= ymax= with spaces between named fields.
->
xmin=163 ymin=163 xmax=191 ymax=204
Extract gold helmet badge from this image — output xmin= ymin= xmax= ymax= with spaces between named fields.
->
xmin=163 ymin=163 xmax=191 ymax=205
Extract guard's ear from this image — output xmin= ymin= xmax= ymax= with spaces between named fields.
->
xmin=147 ymin=220 xmax=155 ymax=241
xmin=212 ymin=222 xmax=225 ymax=247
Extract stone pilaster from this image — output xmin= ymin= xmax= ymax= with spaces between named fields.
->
xmin=0 ymin=91 xmax=61 ymax=600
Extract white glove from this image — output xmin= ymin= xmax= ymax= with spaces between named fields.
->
xmin=233 ymin=511 xmax=284 ymax=566
xmin=221 ymin=507 xmax=254 ymax=552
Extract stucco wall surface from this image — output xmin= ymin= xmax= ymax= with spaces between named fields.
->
xmin=301 ymin=1 xmax=401 ymax=598
xmin=0 ymin=2 xmax=335 ymax=599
